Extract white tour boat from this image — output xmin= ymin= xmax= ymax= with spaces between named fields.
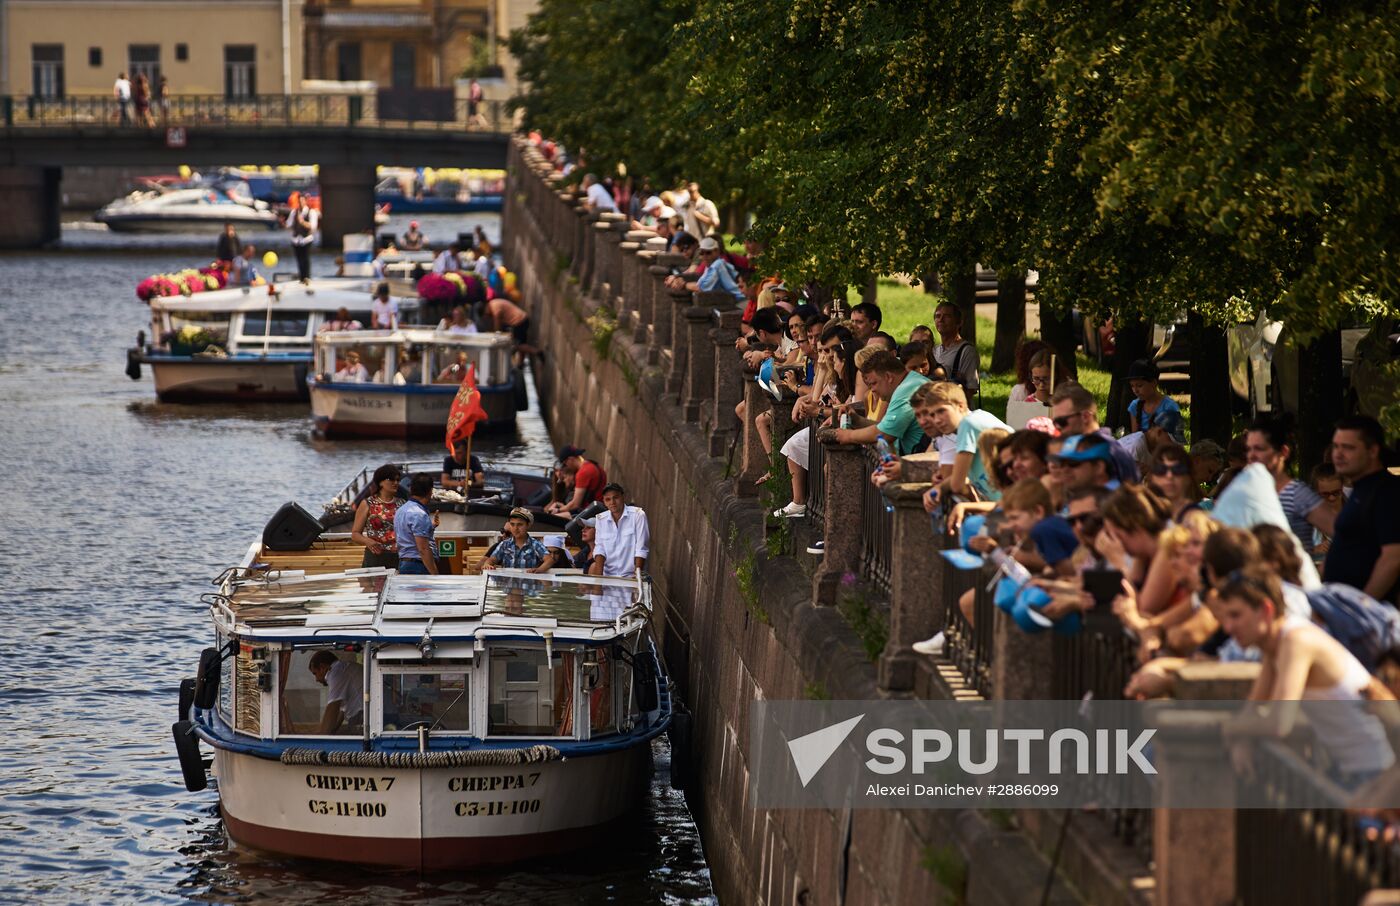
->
xmin=307 ymin=328 xmax=522 ymax=438
xmin=172 ymin=519 xmax=671 ymax=869
xmin=131 ymin=279 xmax=421 ymax=403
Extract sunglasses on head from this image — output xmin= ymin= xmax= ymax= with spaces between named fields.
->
xmin=1152 ymin=461 xmax=1192 ymax=477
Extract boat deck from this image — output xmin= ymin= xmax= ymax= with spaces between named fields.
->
xmin=254 ymin=535 xmax=505 ymax=577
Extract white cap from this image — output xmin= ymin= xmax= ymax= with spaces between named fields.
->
xmin=642 ymin=195 xmax=663 ymax=212
xmin=544 ymin=534 xmax=567 ymax=549
xmin=580 ymin=517 xmax=597 ymax=528
xmin=698 ymin=236 xmax=720 ymax=251
xmin=657 ymin=205 xmax=676 ymax=219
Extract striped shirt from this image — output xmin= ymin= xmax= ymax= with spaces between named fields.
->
xmin=1279 ymin=479 xmax=1324 ymax=554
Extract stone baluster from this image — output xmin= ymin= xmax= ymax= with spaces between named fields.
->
xmin=735 ymin=380 xmax=771 ymax=497
xmin=709 ymin=307 xmax=745 ymax=456
xmin=990 ymin=608 xmax=1055 ymax=700
xmin=651 ymin=252 xmax=687 ymax=370
xmin=602 ymin=213 xmax=630 ymax=306
xmin=683 ymin=290 xmax=730 ymax=422
xmin=624 ymin=230 xmax=658 ymax=339
xmin=768 ymin=386 xmax=799 ymax=450
xmin=619 ymin=240 xmax=640 ymax=326
xmin=574 ymin=205 xmax=594 ymax=283
xmin=556 ymin=191 xmax=575 ymax=260
xmin=667 ymin=283 xmax=692 ymax=398
xmin=878 ymin=481 xmax=942 ymax=693
xmin=634 ymin=249 xmax=658 ymax=344
xmin=813 ymin=428 xmax=868 ymax=606
xmin=1150 ymin=711 xmax=1236 ymax=906
xmin=589 ymin=219 xmax=613 ymax=303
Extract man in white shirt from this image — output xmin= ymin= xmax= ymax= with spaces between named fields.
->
xmin=432 ymin=243 xmax=460 ymax=274
xmin=290 ymin=198 xmax=319 ymax=281
xmin=113 ymin=73 xmax=132 ymax=125
xmin=589 ymin=483 xmax=650 ymax=578
xmin=370 ymin=283 xmax=398 ymax=329
xmin=682 ymin=182 xmax=719 ymax=237
xmin=307 ymin=650 xmax=363 ymax=734
xmin=581 ymin=173 xmax=617 ymax=213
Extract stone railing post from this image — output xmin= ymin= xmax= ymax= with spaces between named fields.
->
xmin=768 ymin=386 xmax=799 ymax=451
xmin=590 ymin=218 xmax=616 ymax=304
xmin=667 ymin=284 xmax=692 ymax=398
xmin=878 ymin=481 xmax=941 ymax=693
xmin=813 ymin=427 xmax=868 ymax=606
xmin=990 ymin=608 xmax=1055 ymax=700
xmin=576 ymin=206 xmax=597 ymax=286
xmin=735 ymin=380 xmax=771 ymax=497
xmin=683 ymin=290 xmax=728 ymax=423
xmin=1150 ymin=711 xmax=1236 ymax=906
xmin=710 ymin=307 xmax=745 ymax=456
xmin=634 ymin=249 xmax=658 ymax=344
xmin=618 ymin=240 xmax=640 ymax=326
xmin=623 ymin=230 xmax=656 ymax=336
xmin=603 ymin=213 xmax=629 ymax=306
xmin=556 ymin=191 xmax=575 ymax=258
xmin=651 ymin=252 xmax=687 ymax=368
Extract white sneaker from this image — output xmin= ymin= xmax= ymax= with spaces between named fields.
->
xmin=773 ymin=501 xmax=806 ymax=518
xmin=912 ymin=632 xmax=946 ymax=656
xmin=806 ymin=540 xmax=825 ymax=555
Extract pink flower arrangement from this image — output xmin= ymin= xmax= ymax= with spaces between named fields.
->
xmin=417 ymin=273 xmax=458 ymax=304
xmin=136 ymin=263 xmax=229 ymax=301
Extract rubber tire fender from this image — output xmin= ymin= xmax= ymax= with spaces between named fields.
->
xmin=178 ymin=677 xmax=196 ymax=722
xmin=172 ymin=720 xmax=208 ymax=792
xmin=192 ymin=647 xmax=221 ymax=712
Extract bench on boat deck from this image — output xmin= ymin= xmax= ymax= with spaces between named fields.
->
xmin=254 ymin=535 xmax=505 ymax=576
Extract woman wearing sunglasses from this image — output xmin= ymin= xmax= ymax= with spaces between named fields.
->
xmin=1148 ymin=443 xmax=1203 ymax=522
xmin=1246 ymin=413 xmax=1338 ymax=556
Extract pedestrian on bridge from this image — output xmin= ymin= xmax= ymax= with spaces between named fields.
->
xmin=113 ymin=72 xmax=131 ymax=126
xmin=290 ymin=197 xmax=319 ymax=281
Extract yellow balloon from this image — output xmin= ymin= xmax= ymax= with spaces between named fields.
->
xmin=504 ymin=272 xmax=517 ymax=290
xmin=178 ymin=165 xmax=191 ymax=179
xmin=262 ymin=251 xmax=279 ymax=268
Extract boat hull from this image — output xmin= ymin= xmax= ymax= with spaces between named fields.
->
xmin=214 ymin=744 xmax=648 ymax=869
xmin=148 ymin=356 xmax=309 ymax=403
xmin=98 ymin=212 xmax=280 ymax=233
xmin=374 ymin=194 xmax=503 ymax=214
xmin=310 ymin=381 xmax=516 ymax=438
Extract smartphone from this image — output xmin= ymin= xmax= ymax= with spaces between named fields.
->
xmin=1082 ymin=568 xmax=1125 ymax=610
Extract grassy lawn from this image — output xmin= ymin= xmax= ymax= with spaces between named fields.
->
xmin=874 ymin=278 xmax=1118 ymax=426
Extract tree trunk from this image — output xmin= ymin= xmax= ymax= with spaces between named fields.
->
xmin=861 ymin=274 xmax=878 ymax=307
xmin=991 ymin=269 xmax=1027 ymax=373
xmin=1296 ymin=329 xmax=1342 ymax=476
xmin=1186 ymin=312 xmax=1231 ymax=447
xmin=1107 ymin=320 xmax=1151 ymax=432
xmin=805 ymin=281 xmax=849 ymax=318
xmin=1038 ymin=300 xmax=1079 ymax=382
xmin=920 ymin=269 xmax=942 ymax=295
xmin=943 ymin=270 xmax=977 ymax=349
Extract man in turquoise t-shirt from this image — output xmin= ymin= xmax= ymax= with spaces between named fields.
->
xmin=832 ymin=350 xmax=930 ymax=453
xmin=956 ymin=408 xmax=1012 ymax=499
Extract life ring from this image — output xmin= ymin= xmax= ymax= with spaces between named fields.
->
xmin=172 ymin=720 xmax=208 ymax=792
xmin=668 ymin=710 xmax=693 ymax=791
xmin=192 ymin=647 xmax=222 ymax=711
xmin=178 ymin=677 xmax=196 ymax=722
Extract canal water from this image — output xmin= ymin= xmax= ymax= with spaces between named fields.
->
xmin=0 ymin=213 xmax=715 ymax=904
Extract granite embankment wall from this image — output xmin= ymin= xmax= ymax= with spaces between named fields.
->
xmin=500 ymin=138 xmax=1095 ymax=906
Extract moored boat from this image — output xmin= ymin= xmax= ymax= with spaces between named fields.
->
xmin=172 ymin=516 xmax=670 ymax=869
xmin=130 ymin=278 xmax=421 ymax=403
xmin=308 ymin=328 xmax=521 ymax=437
xmin=96 ymin=183 xmax=280 ymax=233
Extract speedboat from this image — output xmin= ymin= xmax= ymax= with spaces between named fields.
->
xmin=171 ymin=511 xmax=670 ymax=869
xmin=96 ymin=181 xmax=279 ymax=232
xmin=307 ymin=328 xmax=523 ymax=437
xmin=129 ymin=278 xmax=422 ymax=403
xmin=320 ymin=459 xmax=568 ymax=533
xmin=374 ymin=170 xmax=504 ymax=214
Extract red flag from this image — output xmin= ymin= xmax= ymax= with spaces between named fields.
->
xmin=445 ymin=364 xmax=488 ymax=452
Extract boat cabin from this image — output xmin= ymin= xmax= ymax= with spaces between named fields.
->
xmin=147 ymin=279 xmax=421 ymax=358
xmin=202 ymin=535 xmax=661 ymax=749
xmin=312 ymin=328 xmax=514 ymax=390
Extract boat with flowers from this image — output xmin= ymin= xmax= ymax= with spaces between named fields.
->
xmin=129 ymin=278 xmax=422 ymax=403
xmin=307 ymin=327 xmax=521 ymax=437
xmin=171 ymin=504 xmax=670 ymax=869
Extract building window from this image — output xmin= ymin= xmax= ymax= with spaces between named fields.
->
xmin=88 ymin=47 xmax=102 ymax=68
xmin=129 ymin=44 xmax=160 ymax=86
xmin=175 ymin=43 xmax=188 ymax=62
xmin=32 ymin=45 xmax=64 ymax=99
xmin=335 ymin=41 xmax=361 ymax=81
xmin=391 ymin=42 xmax=415 ymax=89
xmin=224 ymin=45 xmax=256 ymax=99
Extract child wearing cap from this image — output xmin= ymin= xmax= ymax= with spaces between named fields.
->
xmin=1126 ymin=358 xmax=1184 ymax=442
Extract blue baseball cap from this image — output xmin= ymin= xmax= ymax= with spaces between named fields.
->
xmin=1052 ymin=433 xmax=1114 ymax=464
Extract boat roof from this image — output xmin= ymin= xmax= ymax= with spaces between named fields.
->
xmin=315 ymin=327 xmax=513 ymax=348
xmin=149 ymin=278 xmax=416 ymax=313
xmin=211 ymin=541 xmax=650 ymax=646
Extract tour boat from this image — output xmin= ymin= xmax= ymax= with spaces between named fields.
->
xmin=307 ymin=328 xmax=522 ymax=438
xmin=96 ymin=183 xmax=280 ymax=233
xmin=131 ymin=278 xmax=422 ymax=403
xmin=172 ymin=519 xmax=670 ymax=869
xmin=319 ymin=459 xmax=569 ymax=533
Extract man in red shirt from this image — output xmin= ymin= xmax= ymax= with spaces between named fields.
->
xmin=546 ymin=445 xmax=608 ymax=517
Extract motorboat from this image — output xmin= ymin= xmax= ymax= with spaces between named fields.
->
xmin=171 ymin=513 xmax=670 ymax=869
xmin=129 ymin=278 xmax=422 ymax=403
xmin=320 ymin=459 xmax=568 ymax=533
xmin=96 ymin=181 xmax=280 ymax=233
xmin=375 ymin=169 xmax=505 ymax=214
xmin=307 ymin=328 xmax=522 ymax=437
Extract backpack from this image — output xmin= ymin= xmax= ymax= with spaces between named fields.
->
xmin=1306 ymin=583 xmax=1400 ymax=672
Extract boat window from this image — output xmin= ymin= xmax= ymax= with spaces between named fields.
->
xmin=240 ymin=312 xmax=311 ymax=338
xmin=277 ymin=647 xmax=365 ymax=737
xmin=432 ymin=344 xmax=475 ymax=384
xmin=483 ymin=573 xmax=637 ymax=624
xmin=582 ymin=646 xmax=629 ymax=738
xmin=391 ymin=344 xmax=425 ymax=385
xmin=217 ymin=632 xmax=234 ymax=722
xmin=488 ymin=647 xmax=575 ymax=737
xmin=380 ymin=669 xmax=470 ymax=733
xmin=234 ymin=642 xmax=266 ymax=735
xmin=324 ymin=342 xmax=389 ymax=383
xmin=169 ymin=311 xmax=229 ymax=346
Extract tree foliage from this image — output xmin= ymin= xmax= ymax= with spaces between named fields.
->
xmin=509 ymin=0 xmax=1400 ymax=334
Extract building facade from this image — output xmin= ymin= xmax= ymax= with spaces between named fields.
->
xmin=302 ymin=0 xmax=490 ymax=89
xmin=2 ymin=0 xmax=306 ymax=97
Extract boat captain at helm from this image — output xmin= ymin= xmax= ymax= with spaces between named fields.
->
xmin=305 ymin=650 xmax=364 ymax=735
